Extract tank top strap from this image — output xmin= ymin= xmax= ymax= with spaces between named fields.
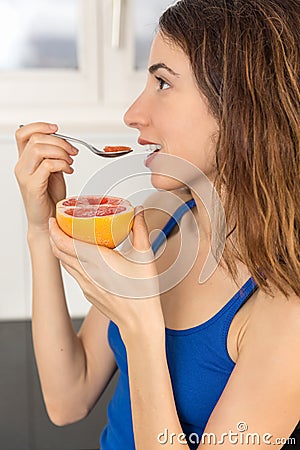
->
xmin=221 ymin=276 xmax=259 ymax=357
xmin=151 ymin=198 xmax=196 ymax=255
xmin=228 ymin=276 xmax=259 ymax=312
xmin=150 ymin=197 xmax=259 ymax=339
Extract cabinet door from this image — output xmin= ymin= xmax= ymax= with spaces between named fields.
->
xmin=101 ymin=0 xmax=175 ymax=107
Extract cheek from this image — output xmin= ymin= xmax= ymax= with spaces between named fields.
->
xmin=181 ymin=116 xmax=218 ymax=175
xmin=171 ymin=138 xmax=217 ymax=179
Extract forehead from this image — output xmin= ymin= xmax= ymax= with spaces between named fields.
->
xmin=148 ymin=32 xmax=190 ymax=70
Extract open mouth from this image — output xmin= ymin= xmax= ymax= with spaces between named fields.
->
xmin=144 ymin=145 xmax=162 ymax=167
xmin=146 ymin=144 xmax=162 ymax=154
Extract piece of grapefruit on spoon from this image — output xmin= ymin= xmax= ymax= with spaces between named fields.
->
xmin=56 ymin=195 xmax=134 ymax=248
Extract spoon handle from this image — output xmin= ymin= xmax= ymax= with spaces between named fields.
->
xmin=50 ymin=132 xmax=88 ymax=148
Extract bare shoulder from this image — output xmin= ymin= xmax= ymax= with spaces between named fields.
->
xmin=239 ymin=286 xmax=300 ymax=362
xmin=247 ymin=286 xmax=300 ymax=328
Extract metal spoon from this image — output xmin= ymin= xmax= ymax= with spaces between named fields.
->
xmin=19 ymin=126 xmax=133 ymax=157
xmin=51 ymin=132 xmax=133 ymax=158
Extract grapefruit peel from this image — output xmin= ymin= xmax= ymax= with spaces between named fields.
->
xmin=56 ymin=195 xmax=134 ymax=248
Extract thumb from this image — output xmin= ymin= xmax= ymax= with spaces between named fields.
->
xmin=132 ymin=205 xmax=151 ymax=251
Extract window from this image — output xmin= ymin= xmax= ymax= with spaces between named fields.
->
xmin=0 ymin=0 xmax=175 ymax=127
xmin=0 ymin=0 xmax=98 ymax=108
xmin=101 ymin=0 xmax=175 ymax=107
xmin=0 ymin=0 xmax=79 ymax=70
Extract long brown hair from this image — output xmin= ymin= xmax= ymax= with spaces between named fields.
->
xmin=159 ymin=0 xmax=300 ymax=298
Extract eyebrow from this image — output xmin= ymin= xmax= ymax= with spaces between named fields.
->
xmin=148 ymin=63 xmax=180 ymax=77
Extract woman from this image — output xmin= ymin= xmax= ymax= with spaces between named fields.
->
xmin=14 ymin=0 xmax=300 ymax=449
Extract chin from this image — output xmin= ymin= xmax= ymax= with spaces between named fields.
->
xmin=150 ymin=173 xmax=187 ymax=191
xmin=146 ymin=152 xmax=215 ymax=193
xmin=146 ymin=152 xmax=191 ymax=190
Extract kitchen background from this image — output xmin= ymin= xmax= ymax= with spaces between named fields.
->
xmin=0 ymin=1 xmax=174 ymax=449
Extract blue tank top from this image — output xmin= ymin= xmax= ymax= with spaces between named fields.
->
xmin=100 ymin=199 xmax=258 ymax=450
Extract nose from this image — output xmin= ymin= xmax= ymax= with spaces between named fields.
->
xmin=123 ymin=90 xmax=150 ymax=129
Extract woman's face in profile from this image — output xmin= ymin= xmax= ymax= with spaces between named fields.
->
xmin=124 ymin=32 xmax=219 ymax=190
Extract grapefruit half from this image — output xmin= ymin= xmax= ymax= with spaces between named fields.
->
xmin=56 ymin=195 xmax=134 ymax=248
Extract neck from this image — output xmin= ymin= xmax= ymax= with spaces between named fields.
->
xmin=186 ymin=174 xmax=231 ymax=284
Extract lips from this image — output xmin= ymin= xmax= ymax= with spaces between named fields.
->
xmin=138 ymin=138 xmax=158 ymax=146
xmin=138 ymin=138 xmax=162 ymax=155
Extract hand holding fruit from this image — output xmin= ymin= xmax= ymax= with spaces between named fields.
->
xmin=48 ymin=206 xmax=163 ymax=336
xmin=14 ymin=122 xmax=78 ymax=234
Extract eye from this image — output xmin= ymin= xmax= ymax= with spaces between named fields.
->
xmin=155 ymin=76 xmax=171 ymax=91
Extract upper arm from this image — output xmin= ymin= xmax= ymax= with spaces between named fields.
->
xmin=76 ymin=306 xmax=118 ymax=411
xmin=200 ymin=292 xmax=300 ymax=449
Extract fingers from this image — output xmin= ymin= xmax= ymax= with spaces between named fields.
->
xmin=21 ymin=132 xmax=78 ymax=167
xmin=21 ymin=143 xmax=74 ymax=175
xmin=33 ymin=158 xmax=74 ymax=185
xmin=15 ymin=122 xmax=58 ymax=155
xmin=15 ymin=122 xmax=78 ymax=160
xmin=50 ymin=240 xmax=81 ymax=272
xmin=132 ymin=206 xmax=152 ymax=252
xmin=26 ymin=132 xmax=78 ymax=155
xmin=48 ymin=218 xmax=77 ymax=258
xmin=60 ymin=261 xmax=82 ymax=283
xmin=49 ymin=220 xmax=85 ymax=274
xmin=14 ymin=126 xmax=79 ymax=188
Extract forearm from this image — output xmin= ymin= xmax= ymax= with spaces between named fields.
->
xmin=27 ymin=230 xmax=88 ymax=421
xmin=125 ymin=330 xmax=187 ymax=450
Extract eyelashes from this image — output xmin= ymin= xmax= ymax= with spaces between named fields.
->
xmin=155 ymin=76 xmax=171 ymax=91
